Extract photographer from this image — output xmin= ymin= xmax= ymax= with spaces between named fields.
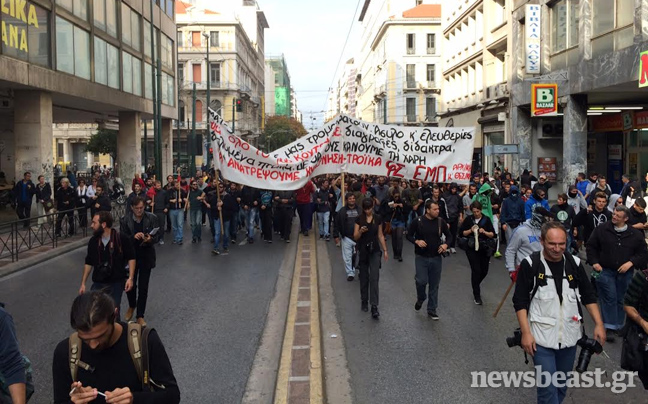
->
xmin=513 ymin=222 xmax=605 ymax=403
xmin=459 ymin=201 xmax=495 ymax=305
xmin=80 ymin=211 xmax=136 ymax=318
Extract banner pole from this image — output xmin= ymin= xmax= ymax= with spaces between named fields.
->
xmin=341 ymin=172 xmax=346 ymax=207
xmin=215 ymin=170 xmax=224 ymax=235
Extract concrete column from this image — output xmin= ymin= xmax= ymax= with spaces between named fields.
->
xmin=511 ymin=106 xmax=532 ymax=174
xmin=117 ymin=111 xmax=142 ymax=194
xmin=634 ymin=0 xmax=648 ymax=44
xmin=563 ymin=94 xmax=588 ymax=191
xmin=161 ymin=119 xmax=174 ymax=178
xmin=14 ymin=91 xmax=53 ymax=184
xmin=62 ymin=139 xmax=70 ymax=167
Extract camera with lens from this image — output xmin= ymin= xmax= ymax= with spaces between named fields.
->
xmin=440 ymin=249 xmax=451 ymax=258
xmin=506 ymin=328 xmax=522 ymax=348
xmin=575 ymin=334 xmax=603 ymax=373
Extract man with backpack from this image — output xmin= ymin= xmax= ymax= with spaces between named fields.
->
xmin=52 ymin=291 xmax=180 ymax=403
xmin=79 ymin=211 xmax=136 ymax=318
xmin=513 ymin=221 xmax=605 ymax=403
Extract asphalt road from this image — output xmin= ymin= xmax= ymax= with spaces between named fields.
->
xmin=326 ymin=240 xmax=647 ymax=404
xmin=0 ymin=226 xmax=288 ymax=404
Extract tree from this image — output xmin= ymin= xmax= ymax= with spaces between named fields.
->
xmin=85 ymin=128 xmax=117 ymax=162
xmin=262 ymin=116 xmax=308 ymax=152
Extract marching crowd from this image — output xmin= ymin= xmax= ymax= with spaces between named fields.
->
xmin=4 ymin=165 xmax=648 ymax=403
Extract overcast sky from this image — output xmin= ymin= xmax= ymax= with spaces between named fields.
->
xmin=262 ymin=0 xmax=362 ymax=129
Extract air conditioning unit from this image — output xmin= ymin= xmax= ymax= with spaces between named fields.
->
xmin=497 ymin=83 xmax=509 ymax=96
xmin=539 ymin=122 xmax=563 ymax=139
xmin=0 ymin=98 xmax=12 ymax=109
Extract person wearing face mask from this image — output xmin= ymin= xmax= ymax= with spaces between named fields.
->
xmin=627 ymin=197 xmax=648 ymax=231
xmin=525 ymin=187 xmax=550 ymax=220
xmin=566 ymin=186 xmax=587 ymax=215
xmin=506 ymin=207 xmax=553 ymax=282
xmin=52 ymin=291 xmax=180 ymax=404
xmin=551 ymin=193 xmax=576 ymax=253
xmin=500 ymin=185 xmax=526 ymax=243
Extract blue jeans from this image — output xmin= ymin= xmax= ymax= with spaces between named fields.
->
xmin=532 ymin=345 xmax=577 ymax=404
xmin=214 ymin=219 xmax=230 ymax=250
xmin=597 ymin=268 xmax=634 ymax=330
xmin=169 ymin=209 xmax=184 ymax=242
xmin=340 ymin=236 xmax=356 ymax=277
xmin=91 ymin=281 xmax=125 ymax=318
xmin=244 ymin=208 xmax=258 ymax=240
xmin=189 ymin=209 xmax=202 ymax=240
xmin=414 ymin=255 xmax=442 ymax=311
xmin=317 ymin=211 xmax=330 ymax=236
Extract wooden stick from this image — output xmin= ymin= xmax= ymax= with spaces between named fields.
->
xmin=214 ymin=170 xmax=224 ymax=234
xmin=492 ymin=280 xmax=515 ymax=318
xmin=341 ymin=172 xmax=346 ymax=207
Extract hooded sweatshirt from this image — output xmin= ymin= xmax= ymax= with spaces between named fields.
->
xmin=550 ymin=202 xmax=575 ymax=231
xmin=500 ymin=186 xmax=525 ymax=227
xmin=567 ymin=188 xmax=587 ymax=214
xmin=524 ymin=192 xmax=550 ymax=220
xmin=504 ymin=215 xmax=544 ymax=272
xmin=472 ymin=183 xmax=494 ymax=221
xmin=442 ymin=183 xmax=462 ymax=221
xmin=574 ymin=206 xmax=611 ymax=243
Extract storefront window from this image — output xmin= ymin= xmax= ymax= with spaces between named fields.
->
xmin=3 ymin=2 xmax=50 ymax=67
xmin=94 ymin=37 xmax=107 ymax=85
xmin=107 ymin=43 xmax=120 ymax=89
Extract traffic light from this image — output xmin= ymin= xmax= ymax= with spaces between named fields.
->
xmin=236 ymin=98 xmax=243 ymax=112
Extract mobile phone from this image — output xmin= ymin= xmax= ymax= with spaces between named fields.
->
xmin=148 ymin=227 xmax=160 ymax=236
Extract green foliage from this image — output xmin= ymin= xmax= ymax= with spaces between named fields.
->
xmin=263 ymin=116 xmax=308 ymax=151
xmin=86 ymin=128 xmax=117 ymax=160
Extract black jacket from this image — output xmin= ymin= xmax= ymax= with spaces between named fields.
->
xmin=380 ymin=196 xmax=409 ymax=223
xmin=550 ymin=203 xmax=576 ymax=231
xmin=13 ymin=180 xmax=34 ymax=204
xmin=442 ymin=191 xmax=462 ymax=220
xmin=84 ymin=229 xmax=135 ymax=283
xmin=275 ymin=191 xmax=295 ymax=209
xmin=240 ymin=186 xmax=260 ymax=209
xmin=94 ymin=194 xmax=112 ymax=212
xmin=406 ymin=215 xmax=451 ymax=257
xmin=206 ymin=191 xmax=238 ymax=221
xmin=151 ymin=189 xmax=169 ymax=213
xmin=34 ymin=182 xmax=52 ymax=202
xmin=586 ymin=221 xmax=647 ymax=270
xmin=574 ymin=207 xmax=611 ymax=243
xmin=315 ymin=188 xmax=333 ymax=213
xmin=120 ymin=212 xmax=159 ymax=269
xmin=627 ymin=207 xmax=647 ymax=227
xmin=55 ymin=186 xmax=76 ymax=211
xmin=333 ymin=205 xmax=360 ymax=239
xmin=125 ymin=191 xmax=147 ymax=215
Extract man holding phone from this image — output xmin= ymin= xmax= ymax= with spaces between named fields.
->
xmin=120 ymin=197 xmax=160 ymax=326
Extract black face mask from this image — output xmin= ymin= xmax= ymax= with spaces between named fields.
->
xmin=569 ymin=192 xmax=578 ymax=198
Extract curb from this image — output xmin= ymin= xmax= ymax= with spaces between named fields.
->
xmin=0 ymin=237 xmax=88 ymax=279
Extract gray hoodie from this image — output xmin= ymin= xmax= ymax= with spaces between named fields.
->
xmin=505 ymin=220 xmax=543 ymax=272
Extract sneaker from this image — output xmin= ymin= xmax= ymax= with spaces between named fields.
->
xmin=158 ymin=240 xmax=165 ymax=245
xmin=450 ymin=247 xmax=457 ymax=254
xmin=325 ymin=235 xmax=330 ymax=241
xmin=361 ymin=301 xmax=368 ymax=312
xmin=248 ymin=238 xmax=254 ymax=244
xmin=222 ymin=249 xmax=229 ymax=255
xmin=347 ymin=275 xmax=354 ymax=281
xmin=474 ymin=297 xmax=483 ymax=305
xmin=320 ymin=234 xmax=324 ymax=239
xmin=285 ymin=239 xmax=291 ymax=243
xmin=192 ymin=238 xmax=197 ymax=244
xmin=178 ymin=240 xmax=183 ymax=245
xmin=172 ymin=240 xmax=177 ymax=244
xmin=371 ymin=305 xmax=380 ymax=319
xmin=398 ymin=256 xmax=403 ymax=262
xmin=211 ymin=249 xmax=221 ymax=255
xmin=414 ymin=300 xmax=424 ymax=311
xmin=494 ymin=251 xmax=502 ymax=258
xmin=428 ymin=310 xmax=439 ymax=320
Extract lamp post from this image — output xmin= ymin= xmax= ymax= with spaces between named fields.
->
xmin=203 ymin=33 xmax=211 ymax=168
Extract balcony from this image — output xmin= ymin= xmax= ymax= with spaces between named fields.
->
xmin=427 ymin=48 xmax=436 ymax=55
xmin=406 ymin=48 xmax=415 ymax=55
xmin=405 ymin=81 xmax=417 ymax=89
xmin=405 ymin=115 xmax=418 ymax=123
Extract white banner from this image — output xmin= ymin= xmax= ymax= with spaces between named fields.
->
xmin=209 ymin=108 xmax=475 ymax=190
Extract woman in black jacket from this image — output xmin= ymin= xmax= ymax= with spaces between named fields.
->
xmin=381 ymin=189 xmax=409 ymax=262
xmin=459 ymin=200 xmax=495 ymax=305
xmin=35 ymin=174 xmax=52 ymax=225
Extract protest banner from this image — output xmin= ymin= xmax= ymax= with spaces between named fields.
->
xmin=209 ymin=108 xmax=475 ymax=190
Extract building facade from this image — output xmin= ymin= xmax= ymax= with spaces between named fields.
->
xmin=176 ymin=0 xmax=268 ymax=167
xmin=0 ymin=0 xmax=177 ymax=187
xmin=334 ymin=1 xmax=442 ymax=127
xmin=510 ymin=0 xmax=648 ymax=198
xmin=440 ymin=0 xmax=512 ymax=177
xmin=266 ymin=54 xmax=291 ymax=117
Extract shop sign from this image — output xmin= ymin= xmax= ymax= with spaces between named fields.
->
xmin=538 ymin=157 xmax=557 ymax=182
xmin=635 ymin=111 xmax=648 ymax=129
xmin=590 ymin=113 xmax=624 ymax=132
xmin=525 ymin=5 xmax=541 ymax=74
xmin=608 ymin=144 xmax=622 ymax=160
xmin=639 ymin=50 xmax=648 ymax=88
xmin=531 ymin=84 xmax=558 ymax=117
xmin=1 ymin=0 xmax=41 ymax=53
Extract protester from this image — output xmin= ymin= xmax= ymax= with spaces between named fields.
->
xmin=567 ymin=185 xmax=587 ymax=215
xmin=55 ymin=177 xmax=76 ymax=238
xmin=296 ymin=180 xmax=316 ymax=236
xmin=442 ymin=183 xmax=464 ymax=254
xmin=354 ymin=198 xmax=388 ymax=319
xmin=228 ymin=182 xmax=242 ymax=242
xmin=275 ymin=190 xmax=296 ymax=243
xmin=149 ymin=181 xmax=169 ymax=245
xmin=382 ymin=189 xmax=408 ymax=262
xmin=168 ymin=181 xmax=187 ymax=245
xmin=513 ymin=221 xmax=605 ymax=404
xmin=532 ymin=174 xmax=552 ymax=200
xmin=187 ymin=180 xmax=205 ymax=243
xmin=52 ymin=291 xmax=180 ymax=403
xmin=463 ymin=183 xmax=478 ymax=219
xmin=622 ymin=268 xmax=648 ymax=388
xmin=125 ymin=182 xmax=147 ymax=216
xmin=76 ymin=178 xmax=90 ymax=228
xmin=406 ymin=199 xmax=451 ymax=320
xmin=132 ymin=173 xmax=146 ymax=193
xmin=459 ymin=201 xmax=495 ymax=305
xmin=240 ymin=185 xmax=261 ymax=243
xmin=505 ymin=207 xmax=551 ymax=281
xmin=550 ymin=193 xmax=576 ymax=251
xmin=402 ymin=180 xmax=423 ymax=225
xmin=207 ymin=182 xmax=238 ymax=255
xmin=259 ymin=188 xmax=274 ymax=243
xmin=334 ymin=193 xmax=360 ymax=281
xmin=92 ymin=185 xmax=112 ymax=213
xmin=587 ymin=205 xmax=647 ymax=342
xmin=316 ymin=179 xmax=333 ymax=240
xmin=13 ymin=172 xmax=34 ymax=228
xmin=627 ymin=198 xmax=648 ymax=231
xmin=80 ymin=211 xmax=136 ymax=317
xmin=524 ymin=187 xmax=550 ymax=220
xmin=35 ymin=174 xmax=52 ymax=225
xmin=500 ymin=185 xmax=525 ymax=242
xmin=573 ymin=193 xmax=611 ymax=244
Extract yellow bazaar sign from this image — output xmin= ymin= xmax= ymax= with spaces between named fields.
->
xmin=1 ymin=0 xmax=40 ymax=53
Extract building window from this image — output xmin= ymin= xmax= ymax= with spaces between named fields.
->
xmin=406 ymin=98 xmax=416 ymax=122
xmin=121 ymin=3 xmax=132 ymax=47
xmin=57 ymin=143 xmax=64 ymax=159
xmin=406 ymin=33 xmax=415 ymax=54
xmin=209 ymin=31 xmax=219 ymax=47
xmin=2 ymin=2 xmax=50 ymax=67
xmin=132 ymin=57 xmax=142 ymax=96
xmin=426 ymin=64 xmax=435 ymax=86
xmin=166 ymin=0 xmax=174 ymax=18
xmin=552 ymin=0 xmax=579 ymax=53
xmin=57 ymin=0 xmax=88 ymax=21
xmin=493 ymin=0 xmax=506 ymax=26
xmin=210 ymin=63 xmax=221 ymax=87
xmin=426 ymin=98 xmax=436 ymax=121
xmin=106 ymin=0 xmax=117 ymax=37
xmin=74 ymin=26 xmax=90 ymax=79
xmin=177 ymin=31 xmax=184 ymax=48
xmin=592 ymin=0 xmax=634 ymax=56
xmin=56 ymin=17 xmax=90 ymax=79
xmin=406 ymin=64 xmax=415 ymax=88
xmin=178 ymin=63 xmax=184 ymax=83
xmin=166 ymin=73 xmax=174 ymax=106
xmin=427 ymin=33 xmax=435 ymax=54
xmin=131 ymin=10 xmax=141 ymax=52
xmin=122 ymin=52 xmax=133 ymax=93
xmin=94 ymin=37 xmax=108 ymax=85
xmin=192 ymin=31 xmax=201 ymax=47
xmin=93 ymin=0 xmax=105 ymax=30
xmin=107 ymin=42 xmax=119 ymax=89
xmin=192 ymin=63 xmax=201 ymax=83
xmin=195 ymin=100 xmax=203 ymax=122
xmin=144 ymin=20 xmax=152 ymax=58
xmin=161 ymin=35 xmax=173 ymax=69
xmin=145 ymin=63 xmax=153 ymax=99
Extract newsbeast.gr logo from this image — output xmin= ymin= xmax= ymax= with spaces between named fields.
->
xmin=470 ymin=367 xmax=638 ymax=394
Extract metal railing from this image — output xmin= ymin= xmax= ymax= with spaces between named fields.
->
xmin=0 ymin=203 xmax=126 ymax=263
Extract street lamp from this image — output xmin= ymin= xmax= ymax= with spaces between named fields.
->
xmin=203 ymin=32 xmax=211 ymax=168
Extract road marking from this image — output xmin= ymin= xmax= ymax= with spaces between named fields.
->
xmin=296 ymin=301 xmax=311 ymax=307
xmin=292 ymin=345 xmax=310 ymax=350
xmin=289 ymin=376 xmax=310 ymax=382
